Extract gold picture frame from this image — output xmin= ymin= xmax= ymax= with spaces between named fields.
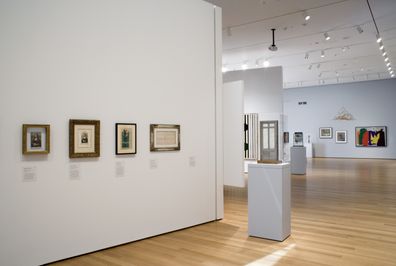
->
xmin=150 ymin=124 xmax=180 ymax=151
xmin=69 ymin=119 xmax=100 ymax=158
xmin=22 ymin=124 xmax=50 ymax=154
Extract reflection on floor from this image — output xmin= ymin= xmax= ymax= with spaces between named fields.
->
xmin=51 ymin=158 xmax=396 ymax=266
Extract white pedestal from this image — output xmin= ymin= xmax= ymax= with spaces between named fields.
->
xmin=248 ymin=163 xmax=291 ymax=241
xmin=305 ymin=143 xmax=313 ymax=158
xmin=290 ymin=146 xmax=307 ymax=175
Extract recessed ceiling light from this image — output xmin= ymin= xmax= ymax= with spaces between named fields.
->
xmin=382 ymin=51 xmax=387 ymax=57
xmin=384 ymin=57 xmax=389 ymax=62
xmin=386 ymin=62 xmax=391 ymax=67
xmin=263 ymin=59 xmax=270 ymax=68
xmin=324 ymin=32 xmax=330 ymax=41
xmin=388 ymin=67 xmax=392 ymax=71
xmin=302 ymin=10 xmax=310 ymax=21
xmin=390 ymin=70 xmax=394 ymax=74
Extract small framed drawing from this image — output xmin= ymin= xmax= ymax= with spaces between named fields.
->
xmin=115 ymin=123 xmax=137 ymax=155
xmin=69 ymin=119 xmax=100 ymax=158
xmin=335 ymin=130 xmax=347 ymax=144
xmin=319 ymin=127 xmax=333 ymax=139
xmin=150 ymin=124 xmax=180 ymax=151
xmin=22 ymin=124 xmax=50 ymax=154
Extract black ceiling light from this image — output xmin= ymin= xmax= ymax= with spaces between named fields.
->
xmin=268 ymin=28 xmax=278 ymax=51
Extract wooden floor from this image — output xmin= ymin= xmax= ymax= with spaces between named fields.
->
xmin=50 ymin=158 xmax=396 ymax=266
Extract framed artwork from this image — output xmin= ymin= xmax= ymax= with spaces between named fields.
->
xmin=283 ymin=132 xmax=289 ymax=143
xmin=115 ymin=123 xmax=137 ymax=155
xmin=355 ymin=126 xmax=387 ymax=147
xmin=319 ymin=127 xmax=333 ymax=139
xmin=150 ymin=124 xmax=180 ymax=151
xmin=69 ymin=119 xmax=100 ymax=158
xmin=335 ymin=130 xmax=347 ymax=144
xmin=22 ymin=124 xmax=50 ymax=154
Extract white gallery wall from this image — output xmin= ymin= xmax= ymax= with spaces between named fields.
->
xmin=0 ymin=1 xmax=222 ymax=265
xmin=223 ymin=81 xmax=245 ymax=187
xmin=283 ymin=78 xmax=396 ymax=159
xmin=223 ymin=67 xmax=284 ymax=163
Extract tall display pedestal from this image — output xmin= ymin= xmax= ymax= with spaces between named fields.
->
xmin=290 ymin=146 xmax=307 ymax=175
xmin=248 ymin=163 xmax=291 ymax=241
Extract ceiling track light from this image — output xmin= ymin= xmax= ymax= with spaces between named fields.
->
xmin=385 ymin=57 xmax=389 ymax=62
xmin=382 ymin=51 xmax=387 ymax=57
xmin=379 ymin=42 xmax=384 ymax=50
xmin=304 ymin=53 xmax=309 ymax=59
xmin=324 ymin=32 xmax=331 ymax=41
xmin=321 ymin=50 xmax=325 ymax=58
xmin=388 ymin=67 xmax=392 ymax=71
xmin=268 ymin=28 xmax=278 ymax=52
xmin=376 ymin=33 xmax=382 ymax=43
xmin=356 ymin=25 xmax=363 ymax=34
xmin=308 ymin=64 xmax=313 ymax=70
xmin=386 ymin=62 xmax=391 ymax=67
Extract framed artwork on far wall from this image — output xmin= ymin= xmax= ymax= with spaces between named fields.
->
xmin=22 ymin=124 xmax=50 ymax=154
xmin=150 ymin=124 xmax=180 ymax=151
xmin=355 ymin=126 xmax=387 ymax=147
xmin=115 ymin=123 xmax=137 ymax=155
xmin=283 ymin=132 xmax=289 ymax=143
xmin=319 ymin=127 xmax=333 ymax=139
xmin=69 ymin=119 xmax=100 ymax=158
xmin=335 ymin=130 xmax=347 ymax=144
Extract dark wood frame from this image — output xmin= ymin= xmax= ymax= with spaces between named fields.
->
xmin=319 ymin=127 xmax=333 ymax=139
xmin=22 ymin=124 xmax=50 ymax=154
xmin=115 ymin=123 xmax=137 ymax=155
xmin=283 ymin=132 xmax=289 ymax=143
xmin=69 ymin=119 xmax=100 ymax=158
xmin=150 ymin=124 xmax=180 ymax=152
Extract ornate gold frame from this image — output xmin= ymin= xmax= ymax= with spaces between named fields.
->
xmin=22 ymin=124 xmax=50 ymax=155
xmin=69 ymin=119 xmax=100 ymax=158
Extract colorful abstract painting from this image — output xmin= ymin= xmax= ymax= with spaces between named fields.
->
xmin=355 ymin=126 xmax=387 ymax=147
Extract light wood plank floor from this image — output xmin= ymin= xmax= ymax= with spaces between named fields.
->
xmin=50 ymin=158 xmax=396 ymax=266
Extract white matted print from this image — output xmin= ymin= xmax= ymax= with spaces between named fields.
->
xmin=69 ymin=119 xmax=100 ymax=158
xmin=335 ymin=130 xmax=347 ymax=144
xmin=319 ymin=127 xmax=333 ymax=139
xmin=150 ymin=124 xmax=180 ymax=151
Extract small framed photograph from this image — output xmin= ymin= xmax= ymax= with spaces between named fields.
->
xmin=22 ymin=124 xmax=50 ymax=154
xmin=150 ymin=124 xmax=180 ymax=151
xmin=69 ymin=119 xmax=100 ymax=158
xmin=335 ymin=130 xmax=347 ymax=144
xmin=319 ymin=127 xmax=333 ymax=139
xmin=116 ymin=123 xmax=137 ymax=155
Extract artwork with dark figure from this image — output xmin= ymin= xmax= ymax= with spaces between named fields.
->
xmin=81 ymin=132 xmax=89 ymax=144
xmin=31 ymin=132 xmax=42 ymax=148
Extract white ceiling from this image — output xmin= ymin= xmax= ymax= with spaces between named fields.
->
xmin=205 ymin=0 xmax=396 ymax=88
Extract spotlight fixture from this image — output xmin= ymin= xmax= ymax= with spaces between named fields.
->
xmin=356 ymin=25 xmax=363 ymax=34
xmin=391 ymin=70 xmax=394 ymax=74
xmin=324 ymin=32 xmax=331 ymax=41
xmin=384 ymin=57 xmax=389 ymax=62
xmin=263 ymin=59 xmax=270 ymax=68
xmin=392 ymin=74 xmax=395 ymax=78
xmin=388 ymin=67 xmax=392 ymax=71
xmin=386 ymin=62 xmax=391 ymax=67
xmin=379 ymin=42 xmax=384 ymax=50
xmin=376 ymin=33 xmax=382 ymax=43
xmin=302 ymin=10 xmax=310 ymax=21
xmin=321 ymin=50 xmax=325 ymax=58
xmin=304 ymin=53 xmax=309 ymax=59
xmin=382 ymin=51 xmax=387 ymax=57
xmin=268 ymin=29 xmax=278 ymax=51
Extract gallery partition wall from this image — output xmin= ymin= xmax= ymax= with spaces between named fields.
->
xmin=0 ymin=1 xmax=223 ymax=265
